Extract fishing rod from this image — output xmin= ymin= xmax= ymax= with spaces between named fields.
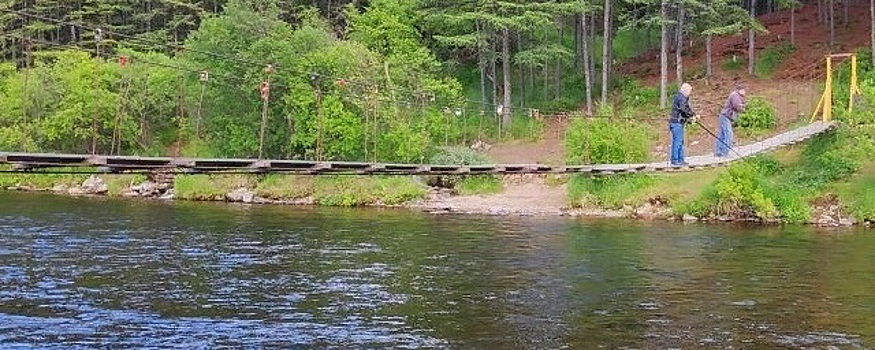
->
xmin=693 ymin=118 xmax=743 ymax=158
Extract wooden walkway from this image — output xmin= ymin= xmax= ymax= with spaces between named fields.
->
xmin=0 ymin=121 xmax=835 ymax=176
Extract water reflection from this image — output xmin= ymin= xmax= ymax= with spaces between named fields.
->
xmin=0 ymin=192 xmax=873 ymax=349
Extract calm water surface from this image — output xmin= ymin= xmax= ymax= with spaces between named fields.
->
xmin=1 ymin=192 xmax=874 ymax=349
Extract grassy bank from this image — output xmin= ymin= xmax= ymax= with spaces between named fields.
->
xmin=567 ymin=124 xmax=875 ymax=224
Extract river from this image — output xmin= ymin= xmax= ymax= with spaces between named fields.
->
xmin=1 ymin=192 xmax=873 ymax=349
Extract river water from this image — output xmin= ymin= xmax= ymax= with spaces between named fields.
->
xmin=1 ymin=192 xmax=874 ymax=349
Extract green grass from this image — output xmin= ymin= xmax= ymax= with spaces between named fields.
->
xmin=722 ymin=56 xmax=745 ymax=72
xmin=834 ymin=163 xmax=875 ymax=222
xmin=105 ymin=174 xmax=147 ymax=196
xmin=0 ymin=166 xmax=91 ymax=189
xmin=313 ymin=176 xmax=427 ymax=206
xmin=456 ymin=176 xmax=503 ymax=195
xmin=255 ymin=174 xmax=314 ymax=200
xmin=175 ymin=175 xmax=255 ymax=201
xmin=755 ymin=42 xmax=796 ymax=78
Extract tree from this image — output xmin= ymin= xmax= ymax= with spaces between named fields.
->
xmin=600 ymin=0 xmax=613 ymax=106
xmin=829 ymin=0 xmax=834 ymax=48
xmin=748 ymin=0 xmax=756 ymax=76
xmin=675 ymin=1 xmax=684 ymax=87
xmin=694 ymin=0 xmax=761 ymax=78
xmin=776 ymin=0 xmax=800 ymax=46
xmin=580 ymin=0 xmax=593 ymax=114
xmin=660 ymin=0 xmax=668 ymax=108
xmin=872 ymin=0 xmax=874 ymax=67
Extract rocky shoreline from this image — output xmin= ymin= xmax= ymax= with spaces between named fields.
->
xmin=2 ymin=173 xmax=871 ymax=228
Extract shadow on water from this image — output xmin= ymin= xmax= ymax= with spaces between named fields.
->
xmin=0 ymin=191 xmax=873 ymax=349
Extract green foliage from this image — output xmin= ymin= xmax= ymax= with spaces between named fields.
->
xmin=568 ymin=174 xmax=654 ymax=208
xmin=429 ymin=146 xmax=491 ymax=165
xmin=841 ymin=175 xmax=875 ymax=222
xmin=618 ymin=79 xmax=659 ymax=109
xmin=456 ymin=176 xmax=503 ymax=195
xmin=565 ymin=118 xmax=651 ymax=165
xmin=736 ymin=97 xmax=777 ymax=130
xmin=754 ymin=42 xmax=796 ymax=78
xmin=685 ymin=161 xmax=779 ymax=220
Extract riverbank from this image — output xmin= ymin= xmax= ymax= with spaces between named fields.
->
xmin=1 ymin=167 xmax=871 ymax=228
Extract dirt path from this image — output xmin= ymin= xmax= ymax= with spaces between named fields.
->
xmin=416 ymin=176 xmax=569 ymax=216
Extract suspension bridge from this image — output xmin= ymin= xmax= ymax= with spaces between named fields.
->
xmin=0 ymin=121 xmax=836 ymax=176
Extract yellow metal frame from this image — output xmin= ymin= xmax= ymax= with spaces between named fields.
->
xmin=811 ymin=53 xmax=863 ymax=123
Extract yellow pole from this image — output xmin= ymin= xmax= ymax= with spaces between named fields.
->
xmin=850 ymin=55 xmax=858 ymax=114
xmin=824 ymin=57 xmax=832 ymax=123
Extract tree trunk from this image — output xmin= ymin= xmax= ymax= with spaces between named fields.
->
xmin=749 ymin=0 xmax=757 ymax=76
xmin=675 ymin=3 xmax=685 ymax=87
xmin=601 ymin=0 xmax=612 ymax=105
xmin=706 ymin=34 xmax=712 ymax=77
xmin=491 ymin=37 xmax=498 ymax=112
xmin=477 ymin=21 xmax=487 ymax=114
xmin=818 ymin=0 xmax=824 ymax=25
xmin=501 ymin=28 xmax=511 ymax=127
xmin=660 ymin=0 xmax=669 ymax=109
xmin=556 ymin=18 xmax=564 ymax=99
xmin=830 ymin=0 xmax=835 ymax=48
xmin=574 ymin=14 xmax=581 ymax=69
xmin=518 ymin=31 xmax=525 ymax=109
xmin=589 ymin=7 xmax=596 ymax=88
xmin=844 ymin=0 xmax=849 ymax=27
xmin=790 ymin=5 xmax=796 ymax=46
xmin=581 ymin=3 xmax=593 ymax=115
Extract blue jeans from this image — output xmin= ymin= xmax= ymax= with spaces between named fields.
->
xmin=715 ymin=116 xmax=734 ymax=157
xmin=669 ymin=122 xmax=685 ymax=165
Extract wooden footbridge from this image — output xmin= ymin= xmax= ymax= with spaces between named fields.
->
xmin=0 ymin=121 xmax=835 ymax=176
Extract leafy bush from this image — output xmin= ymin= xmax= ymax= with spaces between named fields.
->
xmin=736 ymin=97 xmax=777 ymax=130
xmin=429 ymin=146 xmax=491 ymax=165
xmin=565 ymin=118 xmax=651 ymax=165
xmin=755 ymin=42 xmax=796 ymax=78
xmin=684 ymin=162 xmax=778 ymax=219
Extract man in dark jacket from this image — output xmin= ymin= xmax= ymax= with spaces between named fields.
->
xmin=715 ymin=84 xmax=746 ymax=157
xmin=668 ymin=83 xmax=699 ymax=166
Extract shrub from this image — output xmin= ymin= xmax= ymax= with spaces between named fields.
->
xmin=684 ymin=161 xmax=779 ymax=220
xmin=565 ymin=118 xmax=651 ymax=165
xmin=736 ymin=97 xmax=777 ymax=130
